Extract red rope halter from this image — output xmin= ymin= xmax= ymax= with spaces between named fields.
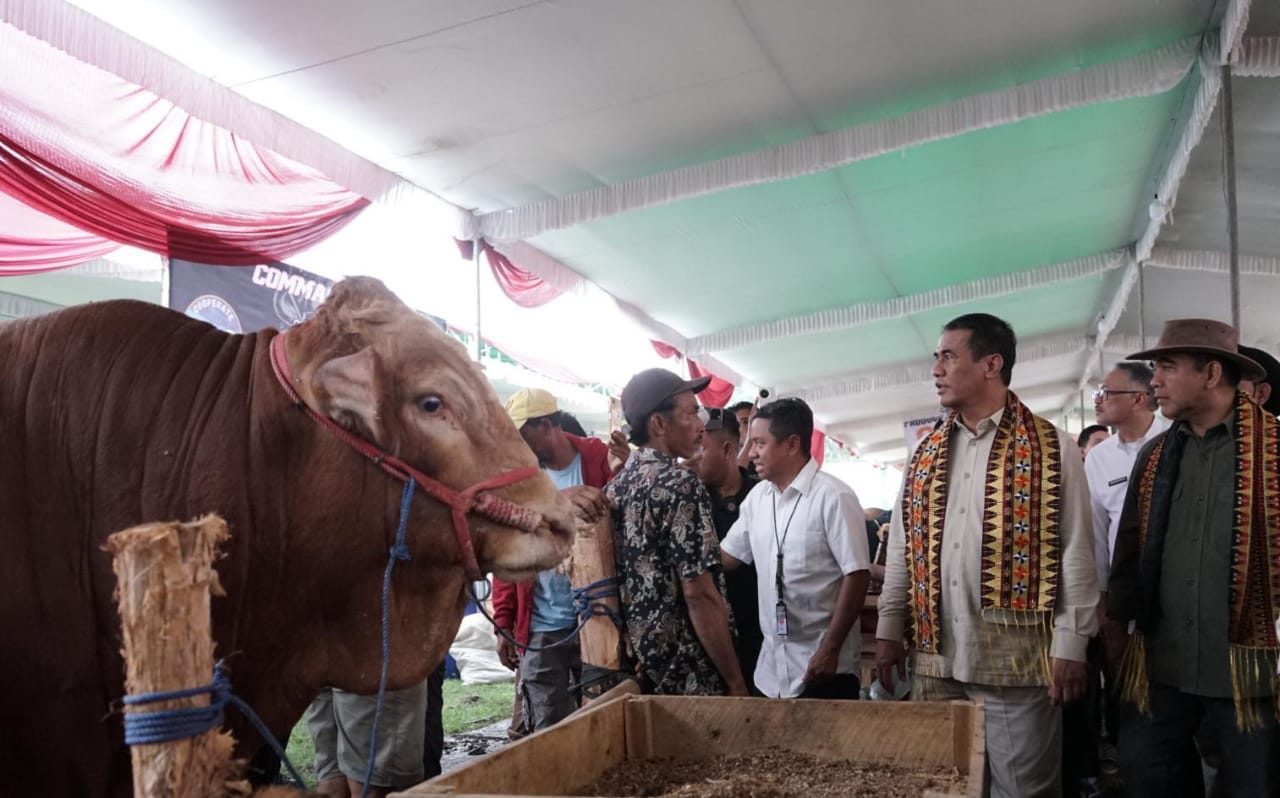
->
xmin=268 ymin=331 xmax=542 ymax=581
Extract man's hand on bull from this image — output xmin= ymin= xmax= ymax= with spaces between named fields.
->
xmin=561 ymin=485 xmax=609 ymax=523
xmin=607 ymin=430 xmax=631 ymax=473
xmin=497 ymin=633 xmax=520 ymax=670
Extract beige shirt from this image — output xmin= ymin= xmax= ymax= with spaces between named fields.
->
xmin=876 ymin=405 xmax=1100 ymax=686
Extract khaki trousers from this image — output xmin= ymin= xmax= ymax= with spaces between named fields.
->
xmin=914 ymin=675 xmax=1062 ymax=798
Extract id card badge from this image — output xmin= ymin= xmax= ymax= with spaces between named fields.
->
xmin=774 ymin=600 xmax=789 ymax=637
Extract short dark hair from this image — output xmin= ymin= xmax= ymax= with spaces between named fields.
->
xmin=1188 ymin=353 xmax=1242 ymax=388
xmin=754 ymin=397 xmax=813 ymax=457
xmin=728 ymin=401 xmax=753 ymax=415
xmin=557 ymin=411 xmax=587 ymax=437
xmin=1114 ymin=361 xmax=1157 ymax=410
xmin=1077 ymin=424 xmax=1108 ymax=449
xmin=526 ymin=411 xmax=563 ymax=430
xmin=629 ymin=398 xmax=674 ymax=447
xmin=942 ymin=313 xmax=1017 ymax=385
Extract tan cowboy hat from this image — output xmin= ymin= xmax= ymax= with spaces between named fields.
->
xmin=1127 ymin=318 xmax=1265 ymax=382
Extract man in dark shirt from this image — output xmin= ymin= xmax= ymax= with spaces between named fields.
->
xmin=692 ymin=407 xmax=762 ymax=691
xmin=605 ymin=369 xmax=748 ymax=697
xmin=1107 ymin=319 xmax=1280 ymax=798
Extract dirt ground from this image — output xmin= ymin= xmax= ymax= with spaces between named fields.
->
xmin=575 ymin=749 xmax=964 ymax=797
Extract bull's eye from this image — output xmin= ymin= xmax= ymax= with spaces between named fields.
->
xmin=418 ymin=395 xmax=444 ymax=414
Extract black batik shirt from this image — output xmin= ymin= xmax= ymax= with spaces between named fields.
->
xmin=606 ymin=446 xmax=729 ymax=695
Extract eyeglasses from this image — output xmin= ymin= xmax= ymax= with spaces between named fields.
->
xmin=1092 ymin=387 xmax=1148 ymax=402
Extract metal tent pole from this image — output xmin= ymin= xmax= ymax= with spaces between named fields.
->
xmin=1222 ymin=63 xmax=1242 ymax=329
xmin=473 ymin=239 xmax=483 ymax=362
xmin=1137 ymin=260 xmax=1147 ymax=349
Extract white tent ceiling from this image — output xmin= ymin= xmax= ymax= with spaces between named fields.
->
xmin=7 ymin=0 xmax=1279 ymax=461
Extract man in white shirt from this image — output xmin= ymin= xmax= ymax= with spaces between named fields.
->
xmin=720 ymin=397 xmax=871 ymax=699
xmin=1084 ymin=363 xmax=1166 ymax=603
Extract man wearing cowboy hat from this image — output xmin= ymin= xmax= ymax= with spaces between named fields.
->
xmin=1107 ymin=319 xmax=1280 ymax=798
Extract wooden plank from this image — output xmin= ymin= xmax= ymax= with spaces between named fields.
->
xmin=396 ymin=693 xmax=632 ymax=797
xmin=398 ymin=696 xmax=983 ymax=797
xmin=623 ymin=697 xmax=654 ymax=760
xmin=965 ymin=701 xmax=987 ymax=798
xmin=639 ymin=697 xmax=964 ymax=770
xmin=568 ymin=515 xmax=625 ymax=674
xmin=950 ymin=701 xmax=972 ymax=774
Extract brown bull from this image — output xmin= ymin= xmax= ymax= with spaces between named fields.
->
xmin=0 ymin=277 xmax=576 ymax=797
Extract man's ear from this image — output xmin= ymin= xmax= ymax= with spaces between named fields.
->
xmin=1258 ymin=382 xmax=1273 ymax=407
xmin=313 ymin=347 xmax=384 ymax=441
xmin=985 ymin=353 xmax=1005 ymax=382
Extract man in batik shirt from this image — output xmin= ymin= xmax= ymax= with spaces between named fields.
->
xmin=606 ymin=368 xmax=748 ymax=696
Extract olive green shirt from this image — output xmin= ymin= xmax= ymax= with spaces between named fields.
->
xmin=1112 ymin=413 xmax=1279 ymax=699
xmin=1146 ymin=420 xmax=1239 ymax=698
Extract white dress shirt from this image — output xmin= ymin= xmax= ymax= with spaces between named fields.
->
xmin=1083 ymin=415 xmax=1168 ymax=589
xmin=722 ymin=458 xmax=870 ymax=698
xmin=876 ymin=405 xmax=1100 ymax=686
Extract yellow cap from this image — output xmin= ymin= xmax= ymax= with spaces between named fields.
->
xmin=505 ymin=387 xmax=558 ymax=429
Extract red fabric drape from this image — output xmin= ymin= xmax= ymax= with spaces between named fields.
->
xmin=649 ymin=340 xmax=737 ymax=408
xmin=0 ymin=23 xmax=367 ymax=266
xmin=483 ymin=243 xmax=563 ymax=308
xmin=651 ymin=340 xmax=683 ymax=360
xmin=454 ymin=238 xmax=565 ymax=308
xmin=0 ymin=192 xmax=119 ymax=274
xmin=811 ymin=430 xmax=827 ymax=467
xmin=688 ymin=360 xmax=735 ymax=409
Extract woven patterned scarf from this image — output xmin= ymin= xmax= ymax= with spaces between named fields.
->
xmin=901 ymin=391 xmax=1063 ymax=655
xmin=1120 ymin=391 xmax=1280 ymax=729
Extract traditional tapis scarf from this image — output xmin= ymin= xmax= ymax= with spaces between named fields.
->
xmin=1118 ymin=391 xmax=1280 ymax=730
xmin=902 ymin=390 xmax=1063 ymax=656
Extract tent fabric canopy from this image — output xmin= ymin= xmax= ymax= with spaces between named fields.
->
xmin=0 ymin=191 xmax=120 ymax=274
xmin=10 ymin=0 xmax=1280 ymax=460
xmin=0 ymin=16 xmax=370 ymax=266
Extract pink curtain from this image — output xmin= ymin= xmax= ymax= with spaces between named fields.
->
xmin=0 ymin=21 xmax=367 ymax=267
xmin=688 ymin=360 xmax=736 ymax=409
xmin=649 ymin=340 xmax=737 ymax=408
xmin=811 ymin=430 xmax=826 ymax=467
xmin=650 ymin=340 xmax=683 ymax=361
xmin=0 ymin=192 xmax=119 ymax=274
xmin=455 ymin=238 xmax=565 ymax=308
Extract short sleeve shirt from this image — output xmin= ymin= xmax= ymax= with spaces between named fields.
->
xmin=605 ymin=446 xmax=729 ymax=695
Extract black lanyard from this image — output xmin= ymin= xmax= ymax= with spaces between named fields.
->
xmin=772 ymin=492 xmax=803 ymax=595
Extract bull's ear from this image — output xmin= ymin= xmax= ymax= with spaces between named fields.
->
xmin=313 ymin=347 xmax=384 ymax=441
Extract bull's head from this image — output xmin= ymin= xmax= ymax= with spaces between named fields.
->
xmin=285 ymin=277 xmax=576 ymax=580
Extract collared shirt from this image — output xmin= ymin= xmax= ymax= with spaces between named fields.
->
xmin=708 ymin=467 xmax=763 ymax=684
xmin=877 ymin=406 xmax=1100 ymax=686
xmin=1083 ymin=416 xmax=1168 ymax=588
xmin=722 ymin=458 xmax=870 ymax=698
xmin=605 ymin=446 xmax=728 ymax=695
xmin=1148 ymin=420 xmax=1241 ymax=698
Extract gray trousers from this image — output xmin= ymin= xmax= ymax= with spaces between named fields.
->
xmin=915 ymin=675 xmax=1062 ymax=798
xmin=520 ymin=629 xmax=582 ymax=731
xmin=304 ymin=681 xmax=429 ymax=788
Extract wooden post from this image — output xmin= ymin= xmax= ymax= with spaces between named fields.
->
xmin=107 ymin=516 xmax=249 ymax=798
xmin=568 ymin=515 xmax=627 ymax=691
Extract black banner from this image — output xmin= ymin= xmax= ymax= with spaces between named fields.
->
xmin=169 ymin=259 xmax=333 ymax=333
xmin=168 ymin=260 xmax=445 ymax=333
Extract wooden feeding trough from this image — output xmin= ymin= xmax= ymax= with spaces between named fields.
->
xmin=396 ymin=684 xmax=984 ymax=798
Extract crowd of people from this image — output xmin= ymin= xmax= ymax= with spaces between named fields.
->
xmin=306 ymin=311 xmax=1280 ymax=798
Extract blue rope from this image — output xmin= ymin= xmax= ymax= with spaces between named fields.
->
xmin=122 ymin=661 xmax=306 ymax=787
xmin=571 ymin=577 xmax=624 ymax=628
xmin=360 ymin=478 xmax=416 ymax=798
